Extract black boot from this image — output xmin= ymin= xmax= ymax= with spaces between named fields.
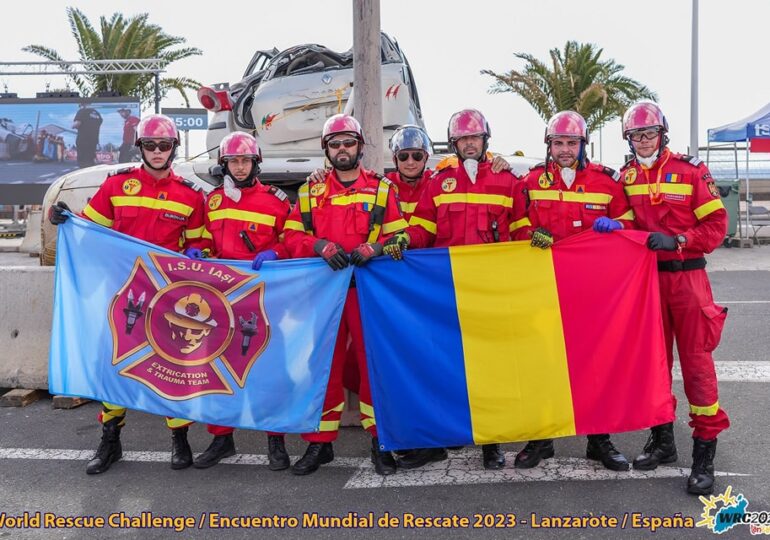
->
xmin=371 ymin=437 xmax=397 ymax=475
xmin=687 ymin=438 xmax=717 ymax=495
xmin=482 ymin=443 xmax=505 ymax=470
xmin=586 ymin=434 xmax=630 ymax=471
xmin=292 ymin=443 xmax=334 ymax=475
xmin=193 ymin=434 xmax=236 ymax=469
xmin=396 ymin=448 xmax=448 ymax=470
xmin=514 ymin=439 xmax=554 ymax=469
xmin=267 ymin=435 xmax=290 ymax=471
xmin=86 ymin=418 xmax=123 ymax=475
xmin=633 ymin=423 xmax=678 ymax=470
xmin=171 ymin=427 xmax=193 ymax=470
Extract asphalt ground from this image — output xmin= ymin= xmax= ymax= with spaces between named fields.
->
xmin=0 ymin=253 xmax=769 ymax=539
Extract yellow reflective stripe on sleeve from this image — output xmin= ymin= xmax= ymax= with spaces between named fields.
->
xmin=202 ymin=228 xmax=213 ymax=240
xmin=298 ymin=184 xmax=312 ymax=213
xmin=624 ymin=184 xmax=693 ymax=197
xmin=613 ymin=210 xmax=635 ymax=221
xmin=433 ymin=193 xmax=514 ymax=208
xmin=693 ymin=198 xmax=725 ymax=220
xmin=381 ymin=217 xmax=409 ymax=235
xmin=689 ymin=401 xmax=719 ymax=416
xmin=409 ymin=216 xmax=437 ymax=235
xmin=528 ymin=190 xmax=613 ymax=204
xmin=359 ymin=401 xmax=375 ymax=418
xmin=184 ymin=226 xmax=206 ymax=239
xmin=509 ymin=217 xmax=531 ymax=232
xmin=165 ymin=417 xmax=193 ymax=429
xmin=207 ymin=209 xmax=277 ymax=226
xmin=283 ymin=219 xmax=306 ymax=232
xmin=319 ymin=420 xmax=341 ymax=432
xmin=83 ymin=204 xmax=114 ymax=228
xmin=109 ymin=196 xmax=194 ymax=216
xmin=322 ymin=402 xmax=346 ymax=416
xmin=400 ymin=201 xmax=417 ymax=214
xmin=331 ymin=193 xmax=377 ymax=206
xmin=361 ymin=418 xmax=376 ymax=430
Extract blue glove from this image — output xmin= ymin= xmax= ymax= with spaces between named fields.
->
xmin=251 ymin=249 xmax=278 ymax=270
xmin=184 ymin=248 xmax=204 ymax=259
xmin=593 ymin=217 xmax=622 ymax=233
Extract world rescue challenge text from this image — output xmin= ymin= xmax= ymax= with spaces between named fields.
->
xmin=0 ymin=511 xmax=695 ymax=532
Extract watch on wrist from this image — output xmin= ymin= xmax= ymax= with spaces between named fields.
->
xmin=676 ymin=234 xmax=687 ymax=247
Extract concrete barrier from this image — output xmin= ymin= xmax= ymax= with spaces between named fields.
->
xmin=19 ymin=209 xmax=41 ymax=256
xmin=0 ymin=266 xmax=53 ymax=389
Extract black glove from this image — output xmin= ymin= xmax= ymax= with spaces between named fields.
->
xmin=530 ymin=227 xmax=554 ymax=249
xmin=383 ymin=231 xmax=410 ymax=261
xmin=49 ymin=201 xmax=71 ymax=225
xmin=647 ymin=232 xmax=678 ymax=251
xmin=314 ymin=239 xmax=349 ymax=270
xmin=350 ymin=242 xmax=383 ymax=267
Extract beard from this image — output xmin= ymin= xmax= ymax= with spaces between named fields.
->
xmin=330 ymin=151 xmax=359 ymax=171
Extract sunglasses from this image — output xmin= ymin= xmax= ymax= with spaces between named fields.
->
xmin=327 ymin=138 xmax=358 ymax=150
xmin=396 ymin=151 xmax=426 ymax=162
xmin=628 ymin=129 xmax=661 ymax=143
xmin=141 ymin=140 xmax=175 ymax=152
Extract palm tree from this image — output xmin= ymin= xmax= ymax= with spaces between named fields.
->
xmin=23 ymin=7 xmax=202 ymax=106
xmin=481 ymin=41 xmax=656 ymax=132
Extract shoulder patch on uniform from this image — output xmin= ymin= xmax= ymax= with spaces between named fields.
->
xmin=379 ymin=176 xmax=393 ymax=187
xmin=180 ymin=179 xmax=202 ymax=192
xmin=620 ymin=157 xmax=636 ymax=171
xmin=108 ymin=166 xmax=136 ymax=177
xmin=676 ymin=154 xmax=703 ymax=167
xmin=267 ymin=185 xmax=288 ymax=202
xmin=600 ymin=166 xmax=621 ymax=182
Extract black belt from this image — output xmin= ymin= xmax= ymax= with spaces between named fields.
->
xmin=657 ymin=257 xmax=706 ymax=272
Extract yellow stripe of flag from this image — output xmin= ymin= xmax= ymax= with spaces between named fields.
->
xmin=449 ymin=242 xmax=576 ymax=443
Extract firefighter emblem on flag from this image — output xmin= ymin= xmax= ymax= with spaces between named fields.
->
xmin=108 ymin=253 xmax=270 ymax=400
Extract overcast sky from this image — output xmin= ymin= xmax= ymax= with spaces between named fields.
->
xmin=1 ymin=0 xmax=767 ymax=168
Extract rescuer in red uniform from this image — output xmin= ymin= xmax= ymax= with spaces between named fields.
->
xmin=188 ymin=131 xmax=292 ymax=471
xmin=279 ymin=114 xmax=408 ymax=476
xmin=49 ymin=114 xmax=209 ymax=474
xmin=515 ymin=111 xmax=633 ymax=472
xmin=620 ymin=101 xmax=729 ymax=495
xmin=384 ymin=109 xmax=528 ymax=470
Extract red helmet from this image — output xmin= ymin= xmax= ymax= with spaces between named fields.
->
xmin=135 ymin=114 xmax=178 ymax=145
xmin=321 ymin=114 xmax=364 ymax=148
xmin=219 ymin=132 xmax=262 ymax=164
xmin=447 ymin=109 xmax=490 ymax=141
xmin=545 ymin=111 xmax=588 ymax=143
xmin=622 ymin=101 xmax=668 ymax=137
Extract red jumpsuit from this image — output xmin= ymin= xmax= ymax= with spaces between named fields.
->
xmin=202 ymin=180 xmax=291 ymax=437
xmin=522 ymin=161 xmax=634 ymax=240
xmin=407 ymin=160 xmax=529 ymax=248
xmin=385 ymin=170 xmax=432 ymax=223
xmin=81 ymin=165 xmax=209 ymax=430
xmin=283 ymin=169 xmax=408 ymax=442
xmin=621 ymin=149 xmax=729 ymax=440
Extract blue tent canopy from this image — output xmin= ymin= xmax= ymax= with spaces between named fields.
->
xmin=708 ymin=102 xmax=770 ymax=143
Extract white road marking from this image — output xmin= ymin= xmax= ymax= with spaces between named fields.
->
xmin=674 ymin=361 xmax=770 ymax=382
xmin=717 ymin=301 xmax=770 ymax=304
xmin=0 ymin=447 xmax=361 ymax=468
xmin=0 ymin=447 xmax=748 ymax=491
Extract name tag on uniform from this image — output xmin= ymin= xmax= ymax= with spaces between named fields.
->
xmin=572 ymin=220 xmax=582 ymax=228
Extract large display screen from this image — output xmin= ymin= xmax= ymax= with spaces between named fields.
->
xmin=0 ymin=96 xmax=141 ymax=185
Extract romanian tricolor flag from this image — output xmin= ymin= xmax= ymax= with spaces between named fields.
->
xmin=665 ymin=173 xmax=680 ymax=183
xmin=355 ymin=231 xmax=675 ymax=451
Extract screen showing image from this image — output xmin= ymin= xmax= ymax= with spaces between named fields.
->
xmin=0 ymin=96 xmax=141 ymax=185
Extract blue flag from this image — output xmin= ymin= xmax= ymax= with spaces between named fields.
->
xmin=49 ymin=217 xmax=349 ymax=433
